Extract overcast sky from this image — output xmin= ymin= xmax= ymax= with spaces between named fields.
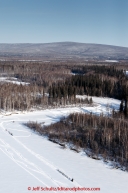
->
xmin=0 ymin=0 xmax=128 ymax=47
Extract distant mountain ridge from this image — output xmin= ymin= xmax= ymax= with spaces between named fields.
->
xmin=0 ymin=42 xmax=128 ymax=60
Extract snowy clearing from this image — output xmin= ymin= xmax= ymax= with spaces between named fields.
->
xmin=76 ymin=95 xmax=120 ymax=115
xmin=0 ymin=97 xmax=127 ymax=193
xmin=0 ymin=77 xmax=29 ymax=85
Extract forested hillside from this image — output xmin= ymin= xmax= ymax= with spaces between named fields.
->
xmin=0 ymin=61 xmax=128 ymax=117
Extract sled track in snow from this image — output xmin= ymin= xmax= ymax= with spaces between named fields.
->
xmin=0 ymin=120 xmax=81 ymax=191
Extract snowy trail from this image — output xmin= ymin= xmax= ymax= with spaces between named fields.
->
xmin=0 ymin=139 xmax=49 ymax=187
xmin=0 ymin=137 xmax=61 ymax=189
xmin=0 ymin=120 xmax=81 ymax=192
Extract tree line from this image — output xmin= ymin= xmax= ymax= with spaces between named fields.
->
xmin=26 ymin=112 xmax=128 ymax=170
xmin=0 ymin=82 xmax=92 ymax=111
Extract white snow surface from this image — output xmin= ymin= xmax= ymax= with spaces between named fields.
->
xmin=125 ymin=71 xmax=128 ymax=75
xmin=76 ymin=95 xmax=120 ymax=115
xmin=0 ymin=77 xmax=29 ymax=85
xmin=105 ymin=60 xmax=119 ymax=63
xmin=0 ymin=96 xmax=128 ymax=193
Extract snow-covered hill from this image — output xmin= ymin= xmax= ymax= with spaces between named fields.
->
xmin=1 ymin=42 xmax=128 ymax=60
